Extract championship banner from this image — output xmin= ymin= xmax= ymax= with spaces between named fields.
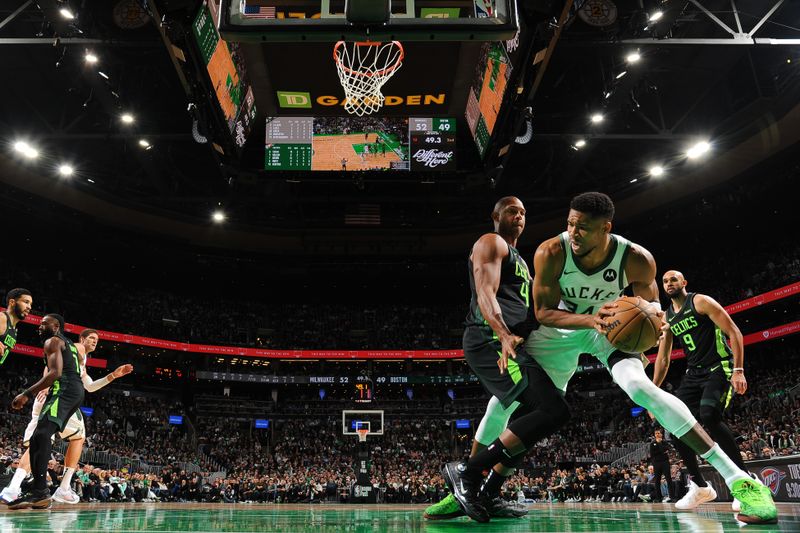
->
xmin=5 ymin=282 xmax=798 ymax=361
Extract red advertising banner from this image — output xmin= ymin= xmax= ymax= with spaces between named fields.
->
xmin=6 ymin=281 xmax=798 ymax=361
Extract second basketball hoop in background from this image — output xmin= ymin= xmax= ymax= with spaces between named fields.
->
xmin=333 ymin=41 xmax=404 ymax=116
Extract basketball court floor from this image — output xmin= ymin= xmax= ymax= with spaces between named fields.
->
xmin=1 ymin=502 xmax=797 ymax=532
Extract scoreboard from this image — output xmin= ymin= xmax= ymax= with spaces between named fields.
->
xmin=264 ymin=116 xmax=455 ymax=171
xmin=409 ymin=118 xmax=457 ymax=171
xmin=265 ymin=117 xmax=313 ymax=170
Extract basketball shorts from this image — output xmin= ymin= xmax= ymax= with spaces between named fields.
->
xmin=524 ymin=325 xmax=640 ymax=392
xmin=39 ymin=379 xmax=84 ymax=434
xmin=675 ymin=367 xmax=734 ymax=416
xmin=463 ymin=325 xmax=541 ymax=408
xmin=24 ymin=391 xmax=86 ymax=445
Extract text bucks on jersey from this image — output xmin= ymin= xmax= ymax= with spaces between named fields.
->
xmin=558 ymin=232 xmax=630 ymax=315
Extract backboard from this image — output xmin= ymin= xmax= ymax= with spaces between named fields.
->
xmin=342 ymin=409 xmax=384 ymax=438
xmin=218 ymin=0 xmax=519 ymax=42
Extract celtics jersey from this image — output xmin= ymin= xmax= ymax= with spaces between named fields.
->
xmin=666 ymin=293 xmax=733 ymax=373
xmin=0 ymin=311 xmax=18 ymax=366
xmin=466 ymin=235 xmax=534 ymax=337
xmin=557 ymin=232 xmax=630 ymax=315
xmin=45 ymin=332 xmax=83 ymax=387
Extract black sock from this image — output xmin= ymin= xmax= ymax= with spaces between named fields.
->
xmin=464 ymin=438 xmax=516 ymax=479
xmin=672 ymin=438 xmax=707 ymax=487
xmin=482 ymin=469 xmax=509 ymax=498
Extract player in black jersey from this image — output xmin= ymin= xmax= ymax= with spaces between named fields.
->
xmin=440 ymin=197 xmax=570 ymax=523
xmin=0 ymin=288 xmax=32 ymax=367
xmin=654 ymin=270 xmax=749 ymax=511
xmin=7 ymin=314 xmax=85 ymax=510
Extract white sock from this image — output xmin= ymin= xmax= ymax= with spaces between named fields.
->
xmin=701 ymin=444 xmax=749 ymax=488
xmin=60 ymin=467 xmax=75 ymax=491
xmin=7 ymin=468 xmax=28 ymax=491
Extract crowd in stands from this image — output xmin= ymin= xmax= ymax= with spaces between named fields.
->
xmin=3 ymin=339 xmax=795 ymax=505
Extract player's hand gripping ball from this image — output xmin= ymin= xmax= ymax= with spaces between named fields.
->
xmin=599 ymin=296 xmax=663 ymax=353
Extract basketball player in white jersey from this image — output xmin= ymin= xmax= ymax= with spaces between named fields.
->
xmin=523 ymin=192 xmax=776 ymax=524
xmin=1 ymin=329 xmax=132 ymax=504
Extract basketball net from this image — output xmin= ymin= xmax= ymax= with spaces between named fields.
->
xmin=356 ymin=428 xmax=370 ymax=442
xmin=333 ymin=41 xmax=404 ymax=116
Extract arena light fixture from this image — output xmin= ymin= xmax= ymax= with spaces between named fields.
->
xmin=649 ymin=165 xmax=664 ymax=177
xmin=84 ymin=52 xmax=98 ymax=64
xmin=626 ymin=52 xmax=641 ymax=64
xmin=98 ymin=71 xmax=109 ymax=80
xmin=212 ymin=211 xmax=226 ymax=223
xmin=138 ymin=139 xmax=150 ymax=148
xmin=590 ymin=113 xmax=604 ymax=124
xmin=120 ymin=113 xmax=134 ymax=124
xmin=60 ymin=8 xmax=75 ymax=19
xmin=575 ymin=139 xmax=586 ymax=148
xmin=58 ymin=164 xmax=74 ymax=177
xmin=649 ymin=11 xmax=663 ymax=22
xmin=615 ymin=71 xmax=627 ymax=80
xmin=13 ymin=141 xmax=39 ymax=159
xmin=687 ymin=140 xmax=710 ymax=159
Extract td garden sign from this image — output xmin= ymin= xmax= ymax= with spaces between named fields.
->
xmin=277 ymin=91 xmax=446 ymax=109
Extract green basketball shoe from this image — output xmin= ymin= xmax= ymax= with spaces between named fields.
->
xmin=424 ymin=493 xmax=466 ymax=520
xmin=731 ymin=478 xmax=778 ymax=524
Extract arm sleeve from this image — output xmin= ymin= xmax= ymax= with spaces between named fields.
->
xmin=82 ymin=369 xmax=112 ymax=393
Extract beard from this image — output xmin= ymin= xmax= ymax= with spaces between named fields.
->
xmin=11 ymin=303 xmax=27 ymax=320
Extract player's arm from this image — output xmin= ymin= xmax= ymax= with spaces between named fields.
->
xmin=652 ymin=327 xmax=674 ymax=388
xmin=624 ymin=244 xmax=660 ymax=304
xmin=472 ymin=233 xmax=522 ymax=374
xmin=532 ymin=238 xmax=596 ymax=329
xmin=694 ymin=294 xmax=747 ymax=395
xmin=82 ymin=362 xmax=134 ymax=393
xmin=12 ymin=338 xmax=63 ymax=409
xmin=0 ymin=312 xmax=7 ymax=336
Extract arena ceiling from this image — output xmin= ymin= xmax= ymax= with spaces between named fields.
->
xmin=0 ymin=0 xmax=798 ymax=255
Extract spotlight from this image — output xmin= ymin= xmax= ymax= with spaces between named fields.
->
xmin=626 ymin=52 xmax=641 ymax=63
xmin=212 ymin=211 xmax=226 ymax=223
xmin=98 ymin=71 xmax=109 ymax=80
xmin=649 ymin=166 xmax=664 ymax=177
xmin=687 ymin=141 xmax=710 ymax=159
xmin=138 ymin=139 xmax=150 ymax=148
xmin=590 ymin=113 xmax=604 ymax=124
xmin=575 ymin=139 xmax=586 ymax=148
xmin=58 ymin=164 xmax=74 ymax=177
xmin=616 ymin=71 xmax=627 ymax=79
xmin=13 ymin=141 xmax=39 ymax=159
xmin=59 ymin=8 xmax=75 ymax=19
xmin=121 ymin=113 xmax=134 ymax=124
xmin=84 ymin=52 xmax=98 ymax=64
xmin=649 ymin=11 xmax=663 ymax=22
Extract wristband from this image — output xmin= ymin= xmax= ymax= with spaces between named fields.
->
xmin=733 ymin=368 xmax=744 ymax=372
xmin=648 ymin=301 xmax=663 ymax=312
xmin=22 ymin=389 xmax=34 ymax=400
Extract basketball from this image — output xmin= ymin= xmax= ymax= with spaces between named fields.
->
xmin=603 ymin=296 xmax=662 ymax=353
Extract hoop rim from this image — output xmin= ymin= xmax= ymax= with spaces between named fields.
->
xmin=356 ymin=428 xmax=370 ymax=442
xmin=333 ymin=40 xmax=405 ymax=79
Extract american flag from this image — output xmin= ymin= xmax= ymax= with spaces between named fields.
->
xmin=243 ymin=4 xmax=276 ymax=18
xmin=345 ymin=204 xmax=381 ymax=226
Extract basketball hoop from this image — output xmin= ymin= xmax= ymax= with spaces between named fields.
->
xmin=356 ymin=428 xmax=370 ymax=442
xmin=333 ymin=41 xmax=404 ymax=116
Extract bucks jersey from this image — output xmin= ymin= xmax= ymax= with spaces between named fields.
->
xmin=466 ymin=236 xmax=533 ymax=338
xmin=0 ymin=311 xmax=18 ymax=366
xmin=557 ymin=231 xmax=630 ymax=315
xmin=666 ymin=293 xmax=733 ymax=373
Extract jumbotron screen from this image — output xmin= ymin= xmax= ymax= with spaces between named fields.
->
xmin=264 ymin=117 xmax=456 ymax=171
